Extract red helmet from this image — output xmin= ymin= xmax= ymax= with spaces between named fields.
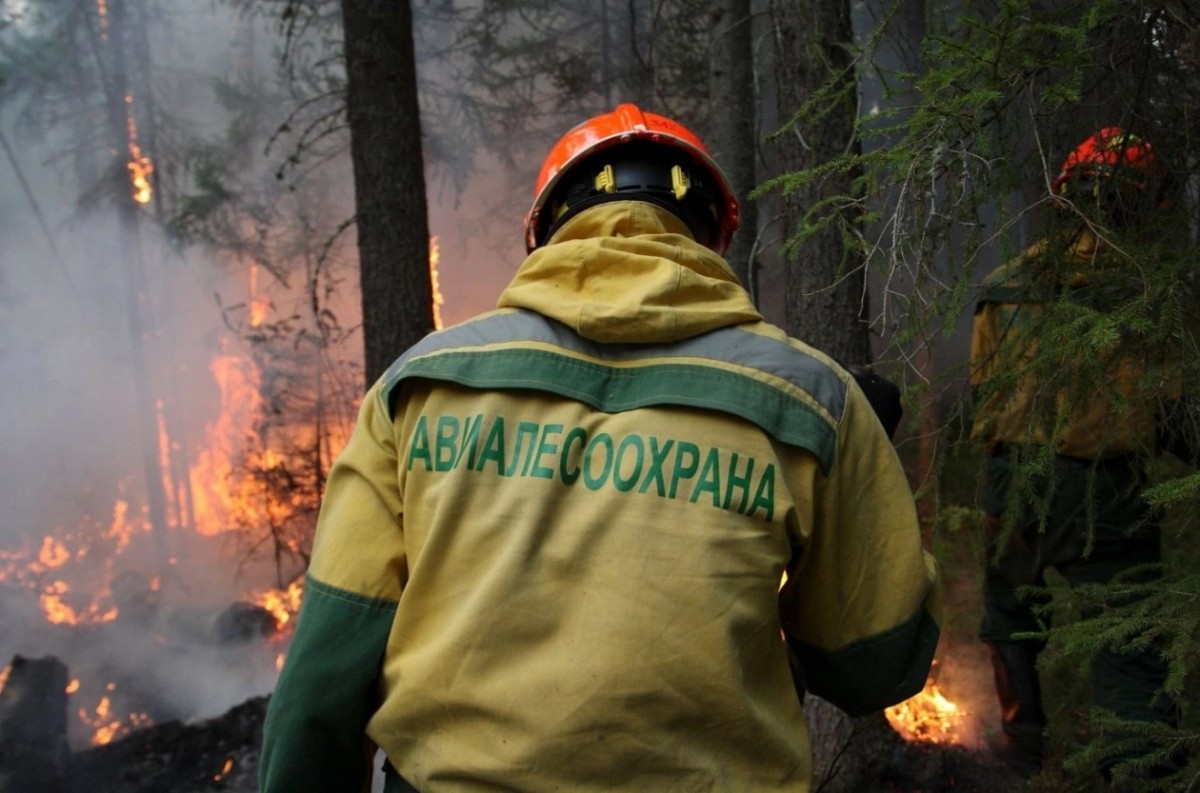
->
xmin=1051 ymin=126 xmax=1164 ymax=198
xmin=523 ymin=103 xmax=740 ymax=254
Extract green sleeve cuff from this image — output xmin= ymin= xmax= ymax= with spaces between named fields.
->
xmin=259 ymin=576 xmax=398 ymax=792
xmin=789 ymin=607 xmax=940 ymax=717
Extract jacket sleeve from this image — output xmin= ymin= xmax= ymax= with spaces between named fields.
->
xmin=779 ymin=381 xmax=941 ymax=717
xmin=969 ymin=300 xmax=1000 ymax=399
xmin=259 ymin=381 xmax=405 ymax=792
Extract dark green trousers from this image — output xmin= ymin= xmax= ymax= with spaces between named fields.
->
xmin=978 ymin=449 xmax=1177 ymax=768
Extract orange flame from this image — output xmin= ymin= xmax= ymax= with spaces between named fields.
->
xmin=248 ymin=264 xmax=271 ymax=327
xmin=124 ymin=94 xmax=153 ymax=205
xmin=188 ymin=353 xmax=265 ymax=536
xmin=41 ymin=580 xmax=118 ymax=626
xmin=248 ymin=579 xmax=304 ymax=632
xmin=430 ymin=235 xmax=444 ymax=330
xmin=884 ymin=670 xmax=964 ymax=745
xmin=75 ymin=682 xmax=154 ymax=746
xmin=37 ymin=536 xmax=70 ymax=570
xmin=127 ymin=143 xmax=154 ymax=205
xmin=214 ymin=757 xmax=235 ymax=782
xmin=102 ymin=499 xmax=137 ymax=554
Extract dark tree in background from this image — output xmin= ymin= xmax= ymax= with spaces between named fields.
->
xmin=707 ymin=0 xmax=760 ymax=293
xmin=340 ymin=0 xmax=432 ymax=386
xmin=770 ymin=0 xmax=870 ymax=366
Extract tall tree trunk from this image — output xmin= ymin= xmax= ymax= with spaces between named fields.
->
xmin=104 ymin=0 xmax=172 ymax=569
xmin=770 ymin=0 xmax=870 ymax=365
xmin=341 ymin=0 xmax=432 ymax=386
xmin=708 ymin=0 xmax=759 ymax=294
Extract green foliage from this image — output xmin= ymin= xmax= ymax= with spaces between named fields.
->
xmin=756 ymin=0 xmax=1200 ymax=788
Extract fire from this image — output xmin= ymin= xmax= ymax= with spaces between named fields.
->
xmin=124 ymin=94 xmax=154 ymax=205
xmin=40 ymin=580 xmax=118 ymax=626
xmin=37 ymin=536 xmax=70 ymax=569
xmin=0 ymin=185 xmax=356 ymax=747
xmin=214 ymin=757 xmax=235 ymax=782
xmin=127 ymin=142 xmax=154 ymax=205
xmin=102 ymin=499 xmax=137 ymax=553
xmin=430 ymin=235 xmax=444 ymax=330
xmin=248 ymin=578 xmax=305 ymax=631
xmin=884 ymin=668 xmax=964 ymax=744
xmin=188 ymin=353 xmax=267 ymax=537
xmin=75 ymin=682 xmax=154 ymax=746
xmin=248 ymin=264 xmax=271 ymax=327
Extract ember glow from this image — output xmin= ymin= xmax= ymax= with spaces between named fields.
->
xmin=885 ymin=667 xmax=964 ymax=744
xmin=95 ymin=0 xmax=109 ymax=40
xmin=214 ymin=757 xmax=235 ymax=782
xmin=77 ymin=682 xmax=153 ymax=746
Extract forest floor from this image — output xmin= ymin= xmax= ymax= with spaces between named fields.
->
xmin=917 ymin=439 xmax=1200 ymax=793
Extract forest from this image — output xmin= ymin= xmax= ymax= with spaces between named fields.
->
xmin=0 ymin=0 xmax=1197 ymax=791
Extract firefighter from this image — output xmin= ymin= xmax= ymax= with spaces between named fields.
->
xmin=259 ymin=103 xmax=941 ymax=793
xmin=970 ymin=127 xmax=1188 ymax=782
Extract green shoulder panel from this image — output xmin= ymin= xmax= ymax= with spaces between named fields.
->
xmin=380 ymin=310 xmax=846 ymax=472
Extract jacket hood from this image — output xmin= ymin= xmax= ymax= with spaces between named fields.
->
xmin=497 ymin=201 xmax=763 ymax=344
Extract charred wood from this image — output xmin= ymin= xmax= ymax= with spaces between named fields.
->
xmin=0 ymin=655 xmax=70 ymax=793
xmin=67 ymin=696 xmax=265 ymax=793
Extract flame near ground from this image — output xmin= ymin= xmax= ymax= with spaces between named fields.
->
xmin=0 ymin=225 xmax=453 ymax=748
xmin=885 ymin=667 xmax=964 ymax=745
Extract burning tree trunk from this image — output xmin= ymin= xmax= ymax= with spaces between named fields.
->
xmin=0 ymin=656 xmax=70 ymax=793
xmin=96 ymin=0 xmax=174 ymax=569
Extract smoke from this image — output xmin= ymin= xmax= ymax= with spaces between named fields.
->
xmin=0 ymin=0 xmax=556 ymax=750
xmin=0 ymin=4 xmax=315 ymax=748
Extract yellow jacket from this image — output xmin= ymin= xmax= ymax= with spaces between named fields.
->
xmin=970 ymin=229 xmax=1177 ymax=459
xmin=261 ymin=202 xmax=940 ymax=792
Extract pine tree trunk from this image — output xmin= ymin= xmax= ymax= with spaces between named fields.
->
xmin=341 ymin=0 xmax=432 ymax=386
xmin=708 ymin=0 xmax=759 ymax=293
xmin=770 ymin=0 xmax=871 ymax=365
xmin=105 ymin=0 xmax=173 ymax=567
